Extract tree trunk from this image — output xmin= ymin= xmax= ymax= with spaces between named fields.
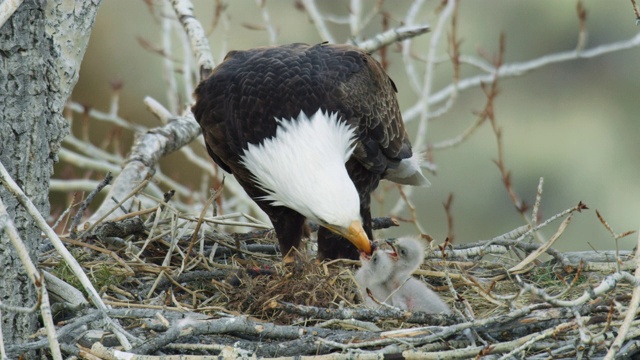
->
xmin=0 ymin=0 xmax=101 ymax=351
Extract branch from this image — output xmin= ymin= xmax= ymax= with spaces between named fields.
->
xmin=170 ymin=0 xmax=214 ymax=79
xmin=390 ymin=0 xmax=457 ymax=217
xmin=254 ymin=0 xmax=278 ymax=45
xmin=0 ymin=198 xmax=62 ymax=359
xmin=604 ymin=229 xmax=640 ymax=359
xmin=0 ymin=162 xmax=104 ymax=309
xmin=356 ymin=24 xmax=431 ymax=53
xmin=300 ymin=0 xmax=336 ymax=43
xmin=66 ymin=101 xmax=147 ymax=132
xmin=0 ymin=161 xmax=134 ymax=350
xmin=402 ymin=32 xmax=640 ymax=122
xmin=84 ymin=114 xmax=201 ymax=226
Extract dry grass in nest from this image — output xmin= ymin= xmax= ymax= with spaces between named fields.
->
xmin=220 ymin=254 xmax=360 ymax=322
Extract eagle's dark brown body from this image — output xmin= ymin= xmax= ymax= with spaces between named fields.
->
xmin=192 ymin=43 xmax=417 ymax=260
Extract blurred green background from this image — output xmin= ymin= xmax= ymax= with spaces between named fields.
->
xmin=65 ymin=1 xmax=639 ymax=253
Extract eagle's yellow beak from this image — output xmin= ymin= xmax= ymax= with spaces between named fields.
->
xmin=327 ymin=220 xmax=372 ymax=255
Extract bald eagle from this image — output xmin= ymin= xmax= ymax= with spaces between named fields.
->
xmin=192 ymin=43 xmax=429 ymax=260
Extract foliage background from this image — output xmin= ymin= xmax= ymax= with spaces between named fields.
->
xmin=62 ymin=1 xmax=639 ymax=252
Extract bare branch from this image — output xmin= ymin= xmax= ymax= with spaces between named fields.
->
xmin=161 ymin=1 xmax=179 ymax=114
xmin=390 ymin=0 xmax=456 ymax=217
xmin=631 ymin=0 xmax=640 ymax=23
xmin=85 ymin=114 xmax=201 ymax=225
xmin=69 ymin=172 xmax=113 ymax=238
xmin=0 ymin=162 xmax=134 ymax=350
xmin=604 ymin=229 xmax=640 ymax=358
xmin=403 ymin=32 xmax=640 ymax=122
xmin=170 ymin=0 xmax=215 ymax=79
xmin=300 ymin=0 xmax=336 ymax=43
xmin=356 ymin=24 xmax=430 ymax=53
xmin=255 ymin=0 xmax=278 ymax=45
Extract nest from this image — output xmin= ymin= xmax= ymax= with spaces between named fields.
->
xmin=31 ymin=200 xmax=640 ymax=359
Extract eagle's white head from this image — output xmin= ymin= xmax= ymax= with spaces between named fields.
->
xmin=240 ymin=109 xmax=370 ymax=253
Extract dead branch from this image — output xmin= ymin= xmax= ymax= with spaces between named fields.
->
xmin=84 ymin=114 xmax=201 ymax=228
xmin=170 ymin=0 xmax=214 ymax=79
xmin=356 ymin=24 xmax=431 ymax=53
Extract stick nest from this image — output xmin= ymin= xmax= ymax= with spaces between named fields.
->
xmin=35 ymin=200 xmax=640 ymax=359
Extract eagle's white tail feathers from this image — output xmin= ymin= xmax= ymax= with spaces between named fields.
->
xmin=384 ymin=151 xmax=431 ymax=186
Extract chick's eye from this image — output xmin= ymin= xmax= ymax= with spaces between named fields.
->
xmin=372 ymin=254 xmax=378 ymax=264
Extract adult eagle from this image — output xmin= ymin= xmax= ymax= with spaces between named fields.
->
xmin=192 ymin=43 xmax=429 ymax=261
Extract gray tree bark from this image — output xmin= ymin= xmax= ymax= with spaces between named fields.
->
xmin=0 ymin=0 xmax=101 ymax=351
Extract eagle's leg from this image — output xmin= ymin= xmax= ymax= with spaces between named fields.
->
xmin=268 ymin=208 xmax=309 ymax=262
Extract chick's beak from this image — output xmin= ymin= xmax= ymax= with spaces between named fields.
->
xmin=385 ymin=239 xmax=399 ymax=260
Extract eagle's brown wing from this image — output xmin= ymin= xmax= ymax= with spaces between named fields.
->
xmin=323 ymin=44 xmax=411 ymax=175
xmin=191 ymin=43 xmax=412 ymax=178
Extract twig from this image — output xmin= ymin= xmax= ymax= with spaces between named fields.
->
xmin=604 ymin=229 xmax=640 ymax=359
xmin=531 ymin=177 xmax=544 ymax=226
xmin=0 ymin=161 xmax=133 ymax=350
xmin=85 ymin=113 xmax=201 ymax=226
xmin=184 ymin=186 xmax=223 ymax=265
xmin=144 ymin=96 xmax=173 ymax=125
xmin=82 ymin=177 xmax=151 ymax=237
xmin=412 ymin=0 xmax=457 ymax=153
xmin=255 ymin=0 xmax=278 ymax=44
xmin=69 ymin=172 xmax=113 ymax=238
xmin=596 ymin=210 xmax=636 ymax=241
xmin=498 ymin=321 xmax=576 ymax=360
xmin=596 ymin=210 xmax=636 ymax=273
xmin=276 ymin=301 xmax=455 ymax=325
xmin=170 ymin=0 xmax=214 ymax=79
xmin=403 ymin=32 xmax=640 ymax=124
xmin=519 ymin=270 xmax=638 ymax=308
xmin=0 ymin=198 xmax=62 ymax=359
xmin=508 ymin=213 xmax=573 ymax=274
xmin=396 ymin=184 xmax=427 ymax=236
xmin=390 ymin=0 xmax=457 ymax=217
xmin=300 ymin=0 xmax=336 ymax=43
xmin=430 ymin=109 xmax=485 ymax=150
xmin=442 ymin=193 xmax=455 ymax=243
xmin=63 ymin=132 xmax=124 ymax=164
xmin=0 ymin=164 xmax=104 ymax=308
xmin=356 ymin=24 xmax=431 ymax=53
xmin=58 ymin=148 xmax=121 ymax=174
xmin=66 ymin=101 xmax=147 ymax=132
xmin=575 ymin=1 xmax=588 ymax=52
xmin=472 ymin=201 xmax=588 ymax=268
xmin=400 ymin=0 xmax=427 ymax=94
xmin=161 ymin=0 xmax=179 ymax=115
xmin=631 ymin=0 xmax=640 ymax=23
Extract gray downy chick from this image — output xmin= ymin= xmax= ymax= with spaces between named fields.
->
xmin=386 ymin=236 xmax=451 ymax=314
xmin=355 ymin=247 xmax=395 ymax=307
